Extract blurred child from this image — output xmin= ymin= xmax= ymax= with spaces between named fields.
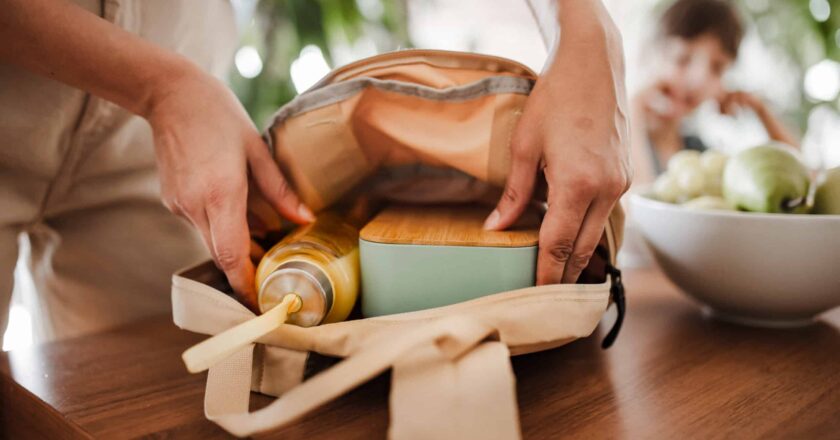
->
xmin=630 ymin=0 xmax=797 ymax=185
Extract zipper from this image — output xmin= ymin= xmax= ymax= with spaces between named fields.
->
xmin=601 ymin=264 xmax=625 ymax=349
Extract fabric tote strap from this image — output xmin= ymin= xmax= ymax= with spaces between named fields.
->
xmin=390 ymin=340 xmax=520 ymax=440
xmin=203 ymin=316 xmax=518 ymax=438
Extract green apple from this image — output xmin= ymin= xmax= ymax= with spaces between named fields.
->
xmin=653 ymin=172 xmax=680 ymax=203
xmin=699 ymin=150 xmax=728 ymax=196
xmin=675 ymin=166 xmax=706 ymax=199
xmin=683 ymin=196 xmax=735 ymax=211
xmin=722 ymin=143 xmax=811 ymax=213
xmin=813 ymin=166 xmax=840 ymax=214
xmin=667 ymin=150 xmax=701 ymax=176
xmin=700 ymin=150 xmax=729 ymax=177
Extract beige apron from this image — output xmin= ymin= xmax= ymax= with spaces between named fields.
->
xmin=0 ymin=0 xmax=235 ymax=340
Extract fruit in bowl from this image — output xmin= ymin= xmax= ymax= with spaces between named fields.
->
xmin=722 ymin=143 xmax=810 ymax=213
xmin=652 ymin=149 xmax=734 ymax=206
xmin=628 ymin=192 xmax=840 ymax=327
xmin=813 ymin=166 xmax=840 ymax=215
xmin=650 ymin=142 xmax=825 ymax=215
xmin=632 ymin=142 xmax=840 ymax=326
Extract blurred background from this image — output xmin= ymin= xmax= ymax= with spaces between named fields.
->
xmin=225 ymin=0 xmax=839 ymax=167
xmin=4 ymin=0 xmax=839 ymax=349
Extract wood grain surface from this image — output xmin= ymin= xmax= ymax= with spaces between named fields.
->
xmin=360 ymin=204 xmax=540 ymax=247
xmin=1 ymin=268 xmax=838 ymax=439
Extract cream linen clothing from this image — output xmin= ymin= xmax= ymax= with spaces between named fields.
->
xmin=0 ymin=0 xmax=237 ymax=340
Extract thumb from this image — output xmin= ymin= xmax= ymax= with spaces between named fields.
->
xmin=484 ymin=145 xmax=540 ymax=231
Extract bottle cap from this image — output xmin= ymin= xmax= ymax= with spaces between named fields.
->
xmin=258 ymin=261 xmax=333 ymax=327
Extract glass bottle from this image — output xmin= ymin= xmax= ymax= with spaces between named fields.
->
xmin=254 ymin=212 xmax=359 ymax=327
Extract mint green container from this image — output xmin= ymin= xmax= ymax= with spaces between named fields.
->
xmin=359 ymin=240 xmax=537 ymax=316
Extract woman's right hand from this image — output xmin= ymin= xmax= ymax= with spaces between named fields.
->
xmin=145 ymin=66 xmax=314 ymax=311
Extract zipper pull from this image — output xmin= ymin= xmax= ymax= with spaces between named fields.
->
xmin=601 ymin=264 xmax=625 ymax=349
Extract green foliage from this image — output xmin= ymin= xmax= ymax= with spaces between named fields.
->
xmin=744 ymin=0 xmax=838 ymax=64
xmin=737 ymin=0 xmax=839 ymax=127
xmin=231 ymin=0 xmax=410 ymax=127
xmin=233 ymin=0 xmax=838 ymax=131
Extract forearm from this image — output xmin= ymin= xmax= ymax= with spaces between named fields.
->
xmin=552 ymin=0 xmax=624 ymax=69
xmin=629 ymin=96 xmax=656 ymax=186
xmin=485 ymin=1 xmax=633 ymax=283
xmin=556 ymin=1 xmax=620 ymax=40
xmin=0 ymin=0 xmax=200 ymax=117
xmin=544 ymin=0 xmax=628 ymax=150
xmin=543 ymin=0 xmax=626 ymax=106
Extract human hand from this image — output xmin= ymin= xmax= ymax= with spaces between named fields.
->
xmin=484 ymin=13 xmax=631 ymax=285
xmin=717 ymin=90 xmax=799 ymax=147
xmin=145 ymin=67 xmax=314 ymax=310
xmin=718 ymin=90 xmax=765 ymax=116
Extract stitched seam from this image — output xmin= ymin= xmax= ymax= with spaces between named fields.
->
xmin=268 ymin=76 xmax=535 ymax=128
xmin=311 ymin=49 xmax=536 ymax=89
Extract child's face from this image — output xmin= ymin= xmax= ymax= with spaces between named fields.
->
xmin=648 ymin=33 xmax=734 ymax=120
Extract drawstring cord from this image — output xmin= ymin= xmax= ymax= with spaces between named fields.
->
xmin=601 ymin=265 xmax=626 ymax=349
xmin=182 ymin=293 xmax=302 ymax=373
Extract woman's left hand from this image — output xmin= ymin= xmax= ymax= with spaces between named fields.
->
xmin=484 ymin=1 xmax=632 ymax=285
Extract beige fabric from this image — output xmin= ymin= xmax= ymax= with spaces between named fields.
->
xmin=390 ymin=340 xmax=520 ymax=440
xmin=196 ymin=314 xmax=516 ymax=438
xmin=257 ymin=50 xmax=537 ymax=216
xmin=0 ymin=0 xmax=236 ymax=340
xmin=175 ymin=19 xmax=627 ymax=439
xmin=173 ymin=208 xmax=622 ymax=437
xmin=254 ymin=345 xmax=309 ymax=397
xmin=173 ymin=256 xmax=616 ymax=357
xmin=205 ymin=344 xmax=254 ymax=419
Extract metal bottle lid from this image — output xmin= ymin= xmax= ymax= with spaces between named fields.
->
xmin=258 ymin=261 xmax=334 ymax=327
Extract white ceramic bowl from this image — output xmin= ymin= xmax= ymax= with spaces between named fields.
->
xmin=628 ymin=192 xmax=840 ymax=327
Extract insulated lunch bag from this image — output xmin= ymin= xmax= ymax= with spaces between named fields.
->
xmin=172 ymin=49 xmax=626 ymax=439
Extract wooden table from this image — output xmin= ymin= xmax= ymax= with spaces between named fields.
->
xmin=1 ymin=269 xmax=838 ymax=439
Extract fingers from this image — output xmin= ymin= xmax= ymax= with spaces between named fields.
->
xmin=536 ymin=185 xmax=590 ymax=285
xmin=484 ymin=141 xmax=540 ymax=230
xmin=247 ymin=136 xmax=315 ymax=225
xmin=718 ymin=95 xmax=730 ymax=115
xmin=718 ymin=92 xmax=736 ymax=115
xmin=205 ymin=182 xmax=260 ymax=311
xmin=250 ymin=239 xmax=266 ymax=262
xmin=536 ymin=169 xmax=625 ymax=285
xmin=560 ymin=197 xmax=615 ymax=283
xmin=189 ymin=209 xmax=217 ymax=262
xmin=719 ymin=91 xmax=759 ymax=116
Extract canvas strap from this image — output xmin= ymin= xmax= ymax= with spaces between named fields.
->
xmin=390 ymin=340 xmax=520 ymax=439
xmin=202 ymin=316 xmax=520 ymax=438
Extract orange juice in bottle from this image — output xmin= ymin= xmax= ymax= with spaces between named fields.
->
xmin=254 ymin=212 xmax=360 ymax=327
xmin=182 ymin=211 xmax=360 ymax=373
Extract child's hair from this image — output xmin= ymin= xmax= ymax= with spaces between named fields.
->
xmin=659 ymin=0 xmax=744 ymax=58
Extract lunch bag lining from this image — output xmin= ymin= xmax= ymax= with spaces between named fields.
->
xmin=311 ymin=49 xmax=537 ymax=90
xmin=268 ymin=75 xmax=535 ymax=132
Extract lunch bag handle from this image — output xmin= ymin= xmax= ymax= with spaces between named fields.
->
xmin=203 ymin=315 xmax=520 ymax=439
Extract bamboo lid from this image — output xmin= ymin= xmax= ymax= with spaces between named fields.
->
xmin=360 ymin=204 xmax=540 ymax=247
